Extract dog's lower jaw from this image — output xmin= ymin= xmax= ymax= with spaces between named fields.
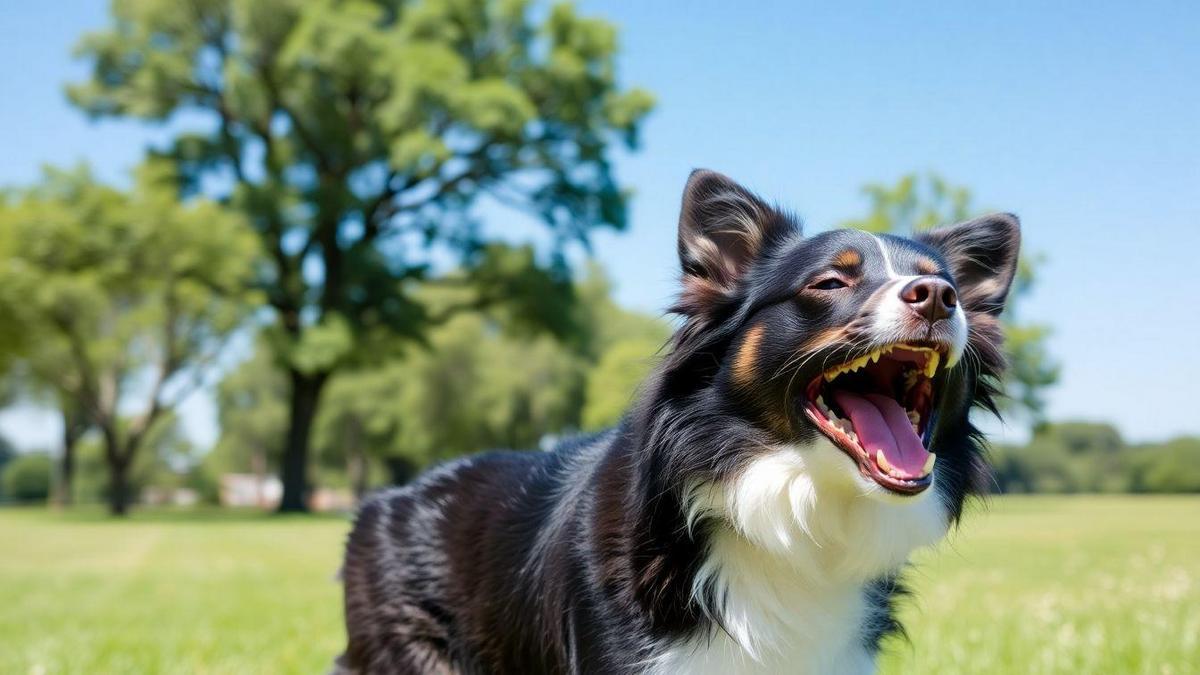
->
xmin=657 ymin=439 xmax=950 ymax=674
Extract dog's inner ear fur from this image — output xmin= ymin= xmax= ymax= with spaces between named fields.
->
xmin=917 ymin=213 xmax=1022 ymax=316
xmin=676 ymin=170 xmax=788 ymax=314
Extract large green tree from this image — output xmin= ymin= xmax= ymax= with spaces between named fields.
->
xmin=70 ymin=0 xmax=653 ymax=511
xmin=0 ymin=163 xmax=258 ymax=515
xmin=840 ymin=173 xmax=1059 ymax=422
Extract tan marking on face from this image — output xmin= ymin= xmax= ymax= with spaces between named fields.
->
xmin=915 ymin=256 xmax=940 ymax=276
xmin=734 ymin=324 xmax=766 ymax=387
xmin=801 ymin=326 xmax=848 ymax=353
xmin=834 ymin=249 xmax=863 ymax=269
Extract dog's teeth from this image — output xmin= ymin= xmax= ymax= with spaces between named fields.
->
xmin=876 ymin=449 xmax=894 ymax=475
xmin=847 ymin=431 xmax=858 ymax=443
xmin=922 ymin=453 xmax=937 ymax=475
xmin=924 ymin=352 xmax=941 ymax=378
xmin=870 ymin=349 xmax=882 ymax=363
xmin=912 ymin=423 xmax=920 ymax=435
xmin=906 ymin=410 xmax=920 ymax=424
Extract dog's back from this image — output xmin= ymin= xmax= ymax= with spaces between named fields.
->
xmin=338 ymin=436 xmax=612 ymax=674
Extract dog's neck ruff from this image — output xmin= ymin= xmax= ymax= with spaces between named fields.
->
xmin=648 ymin=439 xmax=949 ymax=674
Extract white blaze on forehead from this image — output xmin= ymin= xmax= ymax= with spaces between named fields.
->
xmin=870 ymin=234 xmax=898 ymax=278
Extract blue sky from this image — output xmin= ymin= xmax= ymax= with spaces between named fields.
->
xmin=1 ymin=1 xmax=1198 ymax=448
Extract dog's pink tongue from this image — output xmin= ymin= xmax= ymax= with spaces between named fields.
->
xmin=832 ymin=391 xmax=930 ymax=478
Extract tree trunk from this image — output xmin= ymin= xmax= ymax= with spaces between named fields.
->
xmin=51 ymin=413 xmax=83 ymax=508
xmin=108 ymin=457 xmax=132 ymax=517
xmin=346 ymin=422 xmax=369 ymax=502
xmin=386 ymin=456 xmax=417 ymax=486
xmin=278 ymin=369 xmax=328 ymax=513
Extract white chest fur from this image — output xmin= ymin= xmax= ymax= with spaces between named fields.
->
xmin=647 ymin=440 xmax=949 ymax=674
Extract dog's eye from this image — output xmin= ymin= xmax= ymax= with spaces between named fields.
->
xmin=809 ymin=277 xmax=849 ymax=291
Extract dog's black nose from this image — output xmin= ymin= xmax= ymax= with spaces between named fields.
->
xmin=900 ymin=276 xmax=957 ymax=323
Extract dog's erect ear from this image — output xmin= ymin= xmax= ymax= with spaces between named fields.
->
xmin=676 ymin=170 xmax=790 ymax=314
xmin=918 ymin=213 xmax=1021 ymax=316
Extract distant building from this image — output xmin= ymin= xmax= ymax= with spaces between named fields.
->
xmin=141 ymin=487 xmax=200 ymax=507
xmin=218 ymin=474 xmax=354 ymax=512
xmin=219 ymin=474 xmax=282 ymax=509
xmin=310 ymin=488 xmax=355 ymax=513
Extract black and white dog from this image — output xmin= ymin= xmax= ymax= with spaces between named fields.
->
xmin=337 ymin=170 xmax=1019 ymax=674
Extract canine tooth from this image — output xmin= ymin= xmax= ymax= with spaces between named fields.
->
xmin=876 ymin=449 xmax=895 ymax=475
xmin=870 ymin=350 xmax=882 ymax=363
xmin=924 ymin=352 xmax=941 ymax=377
xmin=824 ymin=371 xmax=837 ymax=382
xmin=922 ymin=453 xmax=937 ymax=475
xmin=906 ymin=410 xmax=920 ymax=424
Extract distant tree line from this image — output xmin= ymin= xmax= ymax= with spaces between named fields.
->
xmin=10 ymin=416 xmax=1200 ymax=504
xmin=991 ymin=422 xmax=1200 ymax=494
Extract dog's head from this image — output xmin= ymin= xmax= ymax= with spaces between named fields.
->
xmin=657 ymin=170 xmax=1018 ymax=517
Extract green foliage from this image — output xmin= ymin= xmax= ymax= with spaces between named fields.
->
xmin=69 ymin=0 xmax=653 ymax=366
xmin=208 ymin=344 xmax=289 ymax=479
xmin=574 ymin=262 xmax=670 ymax=430
xmin=69 ymin=0 xmax=653 ymax=508
xmin=840 ymin=173 xmax=973 ymax=235
xmin=0 ymin=162 xmax=260 ymax=513
xmin=2 ymin=453 xmax=53 ymax=503
xmin=992 ymin=421 xmax=1200 ymax=494
xmin=839 ymin=172 xmax=1059 ymax=421
xmin=307 ymin=311 xmax=586 ymax=474
xmin=53 ymin=416 xmax=206 ymax=506
xmin=582 ymin=337 xmax=662 ymax=430
xmin=212 ymin=266 xmax=669 ymax=484
xmin=1128 ymin=438 xmax=1200 ymax=494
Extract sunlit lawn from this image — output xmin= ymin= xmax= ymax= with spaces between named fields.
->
xmin=882 ymin=496 xmax=1200 ymax=674
xmin=0 ymin=508 xmax=348 ymax=674
xmin=1 ymin=496 xmax=1197 ymax=674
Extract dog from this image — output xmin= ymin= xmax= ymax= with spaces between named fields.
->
xmin=336 ymin=170 xmax=1019 ymax=674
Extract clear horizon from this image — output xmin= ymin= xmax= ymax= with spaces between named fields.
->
xmin=2 ymin=0 xmax=1197 ymax=449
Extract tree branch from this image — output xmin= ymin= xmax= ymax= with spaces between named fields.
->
xmin=257 ymin=63 xmax=334 ymax=175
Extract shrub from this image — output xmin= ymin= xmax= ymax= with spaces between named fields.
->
xmin=2 ymin=453 xmax=53 ymax=503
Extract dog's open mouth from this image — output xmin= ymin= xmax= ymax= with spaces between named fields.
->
xmin=804 ymin=344 xmax=945 ymax=495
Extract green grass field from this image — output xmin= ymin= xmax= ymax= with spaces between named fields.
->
xmin=1 ymin=496 xmax=1197 ymax=674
